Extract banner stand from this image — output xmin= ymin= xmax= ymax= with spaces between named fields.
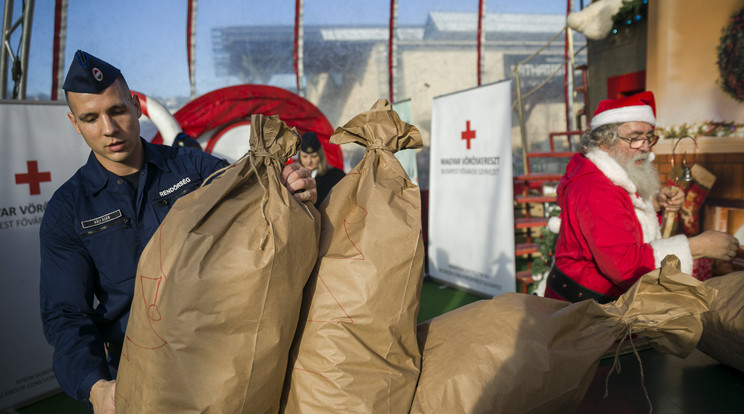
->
xmin=0 ymin=101 xmax=95 ymax=410
xmin=427 ymin=80 xmax=515 ymax=297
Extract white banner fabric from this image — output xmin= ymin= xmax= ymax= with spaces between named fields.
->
xmin=427 ymin=81 xmax=515 ymax=296
xmin=392 ymin=99 xmax=419 ymax=185
xmin=0 ymin=101 xmax=91 ymax=410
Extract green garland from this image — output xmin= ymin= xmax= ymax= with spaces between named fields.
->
xmin=657 ymin=121 xmax=744 ymax=139
xmin=530 ymin=207 xmax=560 ymax=277
xmin=611 ymin=0 xmax=648 ymax=34
xmin=717 ymin=8 xmax=744 ymax=102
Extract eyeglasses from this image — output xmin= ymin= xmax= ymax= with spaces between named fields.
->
xmin=616 ymin=131 xmax=659 ymax=149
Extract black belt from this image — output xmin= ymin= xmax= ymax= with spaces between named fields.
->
xmin=547 ymin=265 xmax=617 ymax=304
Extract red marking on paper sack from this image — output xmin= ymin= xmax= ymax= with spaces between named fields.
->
xmin=306 ymin=275 xmax=354 ymax=325
xmin=291 ymin=367 xmax=331 ymax=379
xmin=120 ymin=228 xmax=169 ymax=361
xmin=326 ymin=204 xmax=367 ymax=261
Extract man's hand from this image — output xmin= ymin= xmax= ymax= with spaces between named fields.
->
xmin=688 ymin=230 xmax=740 ymax=260
xmin=656 ymin=186 xmax=685 ymax=213
xmin=90 ymin=379 xmax=116 ymax=414
xmin=281 ymin=163 xmax=317 ymax=204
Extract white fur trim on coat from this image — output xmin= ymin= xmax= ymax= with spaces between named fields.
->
xmin=585 ymin=148 xmax=692 ymax=270
xmin=650 ymin=235 xmax=694 ymax=275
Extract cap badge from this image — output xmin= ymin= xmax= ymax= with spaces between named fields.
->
xmin=92 ymin=68 xmax=103 ymax=82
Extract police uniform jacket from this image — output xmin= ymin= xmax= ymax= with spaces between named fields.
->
xmin=39 ymin=139 xmax=226 ymax=401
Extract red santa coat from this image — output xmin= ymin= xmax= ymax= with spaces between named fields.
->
xmin=544 ymin=149 xmax=693 ymax=300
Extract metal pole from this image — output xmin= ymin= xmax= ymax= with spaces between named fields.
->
xmin=18 ymin=0 xmax=35 ymax=99
xmin=1 ymin=0 xmax=35 ymax=99
xmin=388 ymin=0 xmax=397 ymax=103
xmin=477 ymin=0 xmax=486 ymax=86
xmin=187 ymin=0 xmax=197 ymax=99
xmin=51 ymin=0 xmax=68 ymax=100
xmin=295 ymin=0 xmax=304 ymax=97
xmin=1 ymin=0 xmax=14 ymax=98
xmin=514 ymin=69 xmax=529 ymax=174
xmin=564 ymin=0 xmax=575 ymax=132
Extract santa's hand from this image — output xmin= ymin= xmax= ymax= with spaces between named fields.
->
xmin=90 ymin=379 xmax=116 ymax=414
xmin=688 ymin=231 xmax=740 ymax=260
xmin=657 ymin=186 xmax=684 ymax=213
xmin=281 ymin=163 xmax=317 ymax=204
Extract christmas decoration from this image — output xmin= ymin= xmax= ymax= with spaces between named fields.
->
xmin=717 ymin=8 xmax=744 ymax=102
xmin=531 ymin=207 xmax=561 ymax=277
xmin=610 ymin=0 xmax=648 ymax=35
xmin=657 ymin=121 xmax=744 ymax=139
xmin=567 ymin=0 xmax=648 ymax=41
xmin=567 ymin=0 xmax=623 ymax=41
xmin=679 ymin=164 xmax=717 ymax=237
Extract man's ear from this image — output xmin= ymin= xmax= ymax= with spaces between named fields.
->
xmin=67 ymin=112 xmax=82 ymax=135
xmin=131 ymin=93 xmax=142 ymax=119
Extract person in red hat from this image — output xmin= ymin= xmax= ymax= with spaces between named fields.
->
xmin=544 ymin=91 xmax=739 ymax=303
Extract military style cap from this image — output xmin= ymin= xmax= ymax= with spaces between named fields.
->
xmin=63 ymin=50 xmax=121 ymax=93
xmin=300 ymin=131 xmax=322 ymax=153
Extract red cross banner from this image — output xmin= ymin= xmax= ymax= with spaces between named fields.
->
xmin=0 ymin=102 xmax=90 ymax=410
xmin=428 ymin=80 xmax=515 ymax=296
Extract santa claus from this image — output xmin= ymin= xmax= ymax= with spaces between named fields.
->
xmin=545 ymin=91 xmax=738 ymax=303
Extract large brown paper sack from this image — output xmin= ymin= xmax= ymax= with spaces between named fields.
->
xmin=281 ymin=99 xmax=424 ymax=413
xmin=410 ymin=256 xmax=716 ymax=414
xmin=116 ymin=114 xmax=320 ymax=414
xmin=697 ymin=271 xmax=744 ymax=372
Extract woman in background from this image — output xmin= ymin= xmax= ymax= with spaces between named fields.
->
xmin=298 ymin=132 xmax=346 ymax=207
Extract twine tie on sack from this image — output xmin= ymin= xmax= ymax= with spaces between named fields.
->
xmin=366 ymin=144 xmax=393 ymax=152
xmin=604 ymin=304 xmax=653 ymax=414
xmin=249 ymin=148 xmax=283 ymax=164
xmin=247 ymin=149 xmax=276 ymax=251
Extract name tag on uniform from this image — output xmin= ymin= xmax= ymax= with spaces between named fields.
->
xmin=81 ymin=209 xmax=122 ymax=229
xmin=158 ymin=177 xmax=192 ymax=197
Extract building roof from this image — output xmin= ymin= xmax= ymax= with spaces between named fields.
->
xmin=427 ymin=11 xmax=567 ymax=34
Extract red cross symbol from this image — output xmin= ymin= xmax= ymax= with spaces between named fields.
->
xmin=15 ymin=161 xmax=51 ymax=196
xmin=461 ymin=121 xmax=476 ymax=150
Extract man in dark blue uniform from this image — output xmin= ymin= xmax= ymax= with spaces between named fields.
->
xmin=39 ymin=50 xmax=317 ymax=413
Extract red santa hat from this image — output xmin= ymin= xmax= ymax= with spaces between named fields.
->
xmin=590 ymin=91 xmax=656 ymax=130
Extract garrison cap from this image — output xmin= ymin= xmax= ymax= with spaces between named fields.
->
xmin=63 ymin=50 xmax=121 ymax=93
xmin=300 ymin=131 xmax=322 ymax=154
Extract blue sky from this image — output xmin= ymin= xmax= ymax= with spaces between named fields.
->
xmin=5 ymin=0 xmax=578 ymax=99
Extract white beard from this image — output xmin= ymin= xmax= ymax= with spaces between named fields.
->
xmin=607 ymin=147 xmax=660 ymax=201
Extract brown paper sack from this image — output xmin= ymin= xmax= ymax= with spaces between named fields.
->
xmin=410 ymin=255 xmax=716 ymax=414
xmin=115 ymin=114 xmax=320 ymax=414
xmin=281 ymin=99 xmax=424 ymax=413
xmin=697 ymin=271 xmax=744 ymax=372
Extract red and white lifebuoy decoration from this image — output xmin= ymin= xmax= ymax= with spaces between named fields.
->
xmin=151 ymin=84 xmax=343 ymax=168
xmin=133 ymin=91 xmax=182 ymax=147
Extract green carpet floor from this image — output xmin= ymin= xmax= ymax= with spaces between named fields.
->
xmin=15 ymin=278 xmax=485 ymax=413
